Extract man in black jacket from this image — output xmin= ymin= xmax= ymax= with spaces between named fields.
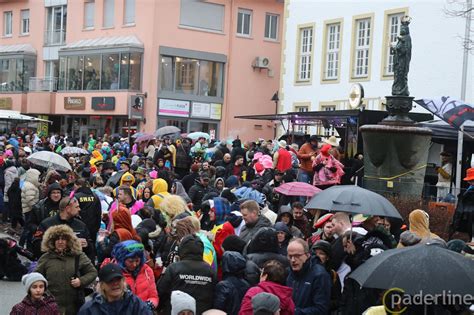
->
xmin=157 ymin=234 xmax=217 ymax=314
xmin=188 ymin=172 xmax=217 ymax=211
xmin=32 ymin=196 xmax=93 ymax=260
xmin=73 ymin=178 xmax=102 ymax=244
xmin=28 ymin=182 xmax=63 ymax=235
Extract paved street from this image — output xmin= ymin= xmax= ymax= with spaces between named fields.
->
xmin=0 ymin=232 xmax=25 ymax=314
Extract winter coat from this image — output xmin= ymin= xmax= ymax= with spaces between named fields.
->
xmin=29 ymin=183 xmax=62 ymax=234
xmin=286 ymin=256 xmax=331 ymax=315
xmin=78 ymin=290 xmax=152 ymax=315
xmin=10 ymin=294 xmax=60 ymax=315
xmin=214 ymin=251 xmax=250 ymax=315
xmin=246 ymin=227 xmax=290 ymax=268
xmin=276 ymin=206 xmax=304 ymax=238
xmin=35 ymin=225 xmax=97 ymax=315
xmin=21 ymin=169 xmax=40 ymax=214
xmin=7 ymin=180 xmax=22 ymax=220
xmin=451 ymin=186 xmax=474 ymax=238
xmin=231 ymin=139 xmax=246 ymax=163
xmin=75 ymin=187 xmax=102 ymax=241
xmin=239 ymin=280 xmax=295 ymax=315
xmin=239 ymin=215 xmax=272 ymax=243
xmin=188 ymin=182 xmax=218 ymax=211
xmin=4 ymin=163 xmax=18 ymax=202
xmin=157 ymin=236 xmax=217 ymax=314
xmin=297 ymin=142 xmax=317 ymax=173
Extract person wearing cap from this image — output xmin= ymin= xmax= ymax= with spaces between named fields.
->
xmin=35 ymin=224 xmax=97 ymax=315
xmin=29 ymin=182 xmax=63 ymax=238
xmin=308 ymin=213 xmax=335 ymax=246
xmin=451 ymin=168 xmax=474 ymax=241
xmin=78 ymin=263 xmax=152 ymax=315
xmin=10 ymin=272 xmax=60 ymax=315
xmin=323 ymin=136 xmax=341 ymax=161
xmin=171 ymin=290 xmax=196 ymax=315
xmin=182 ymin=163 xmax=201 ymax=192
xmin=157 ymin=234 xmax=217 ymax=314
xmin=188 ymin=172 xmax=218 ymax=211
xmin=435 ymin=151 xmax=453 ymax=201
xmin=273 ymin=140 xmax=292 ymax=173
xmin=251 ymin=292 xmax=281 ymax=315
xmin=297 ymin=135 xmax=319 ymax=184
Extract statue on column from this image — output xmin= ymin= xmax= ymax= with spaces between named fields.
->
xmin=391 ymin=16 xmax=412 ymax=96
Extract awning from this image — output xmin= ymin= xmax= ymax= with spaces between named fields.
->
xmin=60 ymin=35 xmax=144 ymax=54
xmin=0 ymin=43 xmax=36 ymax=56
xmin=0 ymin=110 xmax=52 ymax=123
xmin=417 ymin=120 xmax=474 ymax=141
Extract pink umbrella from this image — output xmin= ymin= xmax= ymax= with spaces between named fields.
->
xmin=275 ymin=182 xmax=322 ymax=197
xmin=135 ymin=134 xmax=155 ymax=143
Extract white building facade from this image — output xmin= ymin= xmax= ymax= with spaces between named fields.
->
xmin=279 ymin=0 xmax=473 ymax=134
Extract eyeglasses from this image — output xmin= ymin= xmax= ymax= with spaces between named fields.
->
xmin=287 ymin=253 xmax=307 ymax=260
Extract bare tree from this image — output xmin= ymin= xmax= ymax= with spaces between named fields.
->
xmin=445 ymin=0 xmax=473 ymax=51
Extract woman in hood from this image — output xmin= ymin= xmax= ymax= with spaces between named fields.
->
xmin=397 ymin=209 xmax=441 ymax=248
xmin=274 ymin=222 xmax=292 ymax=256
xmin=35 ymin=225 xmax=97 ymax=315
xmin=171 ymin=181 xmax=191 ymax=203
xmin=107 ymin=240 xmax=158 ymax=310
xmin=214 ymin=177 xmax=225 ymax=193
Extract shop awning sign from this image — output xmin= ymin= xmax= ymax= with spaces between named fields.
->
xmin=92 ymin=97 xmax=115 ymax=110
xmin=192 ymin=102 xmax=211 ymax=118
xmin=129 ymin=95 xmax=145 ymax=120
xmin=158 ymin=99 xmax=190 ymax=118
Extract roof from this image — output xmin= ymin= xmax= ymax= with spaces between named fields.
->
xmin=0 ymin=110 xmax=51 ymax=123
xmin=61 ymin=35 xmax=144 ymax=52
xmin=0 ymin=43 xmax=36 ymax=56
xmin=417 ymin=120 xmax=474 ymax=141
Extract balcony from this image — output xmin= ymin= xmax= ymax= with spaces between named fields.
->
xmin=29 ymin=77 xmax=58 ymax=92
xmin=44 ymin=30 xmax=66 ymax=46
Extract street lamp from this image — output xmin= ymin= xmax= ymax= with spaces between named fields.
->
xmin=271 ymin=91 xmax=279 ymax=138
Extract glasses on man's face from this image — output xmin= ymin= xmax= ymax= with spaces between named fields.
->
xmin=287 ymin=253 xmax=307 ymax=260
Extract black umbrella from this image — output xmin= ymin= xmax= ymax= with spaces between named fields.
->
xmin=105 ymin=170 xmax=125 ymax=188
xmin=349 ymin=243 xmax=474 ymax=296
xmin=305 ymin=185 xmax=402 ymax=219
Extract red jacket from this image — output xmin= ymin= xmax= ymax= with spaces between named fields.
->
xmin=276 ymin=148 xmax=292 ymax=172
xmin=212 ymin=222 xmax=235 ymax=280
xmin=10 ymin=295 xmax=60 ymax=315
xmin=123 ymin=264 xmax=159 ymax=308
xmin=239 ymin=281 xmax=295 ymax=315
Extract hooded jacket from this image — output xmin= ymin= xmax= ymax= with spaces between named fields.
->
xmin=188 ymin=180 xmax=218 ymax=211
xmin=276 ymin=206 xmax=304 ymax=238
xmin=214 ymin=251 xmax=250 ymax=315
xmin=231 ymin=139 xmax=246 ymax=164
xmin=21 ymin=168 xmax=41 ymax=214
xmin=147 ymin=179 xmax=170 ymax=210
xmin=78 ymin=290 xmax=152 ymax=315
xmin=172 ymin=181 xmax=191 ymax=203
xmin=287 ymin=256 xmax=331 ymax=315
xmin=35 ymin=225 xmax=97 ymax=315
xmin=10 ymin=294 xmax=60 ymax=315
xmin=398 ymin=209 xmax=441 ymax=248
xmin=4 ymin=160 xmax=18 ymax=202
xmin=239 ymin=280 xmax=295 ymax=315
xmin=29 ymin=183 xmax=63 ymax=233
xmin=246 ymin=228 xmax=290 ymax=268
xmin=157 ymin=235 xmax=217 ymax=315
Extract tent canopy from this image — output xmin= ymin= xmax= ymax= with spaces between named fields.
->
xmin=417 ymin=120 xmax=474 ymax=141
xmin=0 ymin=110 xmax=52 ymax=123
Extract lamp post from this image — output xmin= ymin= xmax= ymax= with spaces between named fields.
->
xmin=271 ymin=91 xmax=279 ymax=139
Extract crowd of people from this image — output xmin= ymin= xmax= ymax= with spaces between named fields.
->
xmin=0 ymin=130 xmax=472 ymax=315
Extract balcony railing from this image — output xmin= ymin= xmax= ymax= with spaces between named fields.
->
xmin=29 ymin=77 xmax=58 ymax=92
xmin=44 ymin=29 xmax=66 ymax=46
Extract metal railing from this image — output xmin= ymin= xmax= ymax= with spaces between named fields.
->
xmin=44 ymin=29 xmax=66 ymax=46
xmin=28 ymin=77 xmax=58 ymax=92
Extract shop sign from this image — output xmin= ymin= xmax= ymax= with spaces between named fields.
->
xmin=158 ymin=99 xmax=190 ymax=118
xmin=210 ymin=103 xmax=222 ymax=120
xmin=191 ymin=102 xmax=211 ymax=118
xmin=64 ymin=97 xmax=86 ymax=110
xmin=0 ymin=97 xmax=12 ymax=109
xmin=129 ymin=95 xmax=145 ymax=120
xmin=92 ymin=97 xmax=115 ymax=110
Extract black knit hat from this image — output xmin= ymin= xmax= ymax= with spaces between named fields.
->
xmin=222 ymin=235 xmax=246 ymax=254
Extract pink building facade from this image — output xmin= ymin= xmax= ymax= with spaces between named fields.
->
xmin=0 ymin=0 xmax=283 ymax=141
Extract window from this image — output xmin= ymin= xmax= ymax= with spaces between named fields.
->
xmin=124 ymin=0 xmax=135 ymax=25
xmin=103 ymin=0 xmax=114 ymax=28
xmin=58 ymin=52 xmax=142 ymax=91
xmin=179 ymin=0 xmax=224 ymax=32
xmin=324 ymin=23 xmax=341 ymax=80
xmin=321 ymin=105 xmax=336 ymax=136
xmin=297 ymin=26 xmax=314 ymax=81
xmin=265 ymin=14 xmax=278 ymax=40
xmin=3 ymin=11 xmax=12 ymax=36
xmin=84 ymin=1 xmax=95 ymax=29
xmin=0 ymin=57 xmax=36 ymax=92
xmin=160 ymin=56 xmax=224 ymax=97
xmin=295 ymin=105 xmax=309 ymax=133
xmin=384 ymin=12 xmax=404 ymax=76
xmin=45 ymin=6 xmax=67 ymax=45
xmin=21 ymin=10 xmax=29 ymax=35
xmin=352 ymin=17 xmax=371 ymax=78
xmin=237 ymin=9 xmax=252 ymax=36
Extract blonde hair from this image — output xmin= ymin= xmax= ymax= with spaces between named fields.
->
xmin=160 ymin=195 xmax=188 ymax=221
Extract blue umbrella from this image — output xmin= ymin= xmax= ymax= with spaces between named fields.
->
xmin=187 ymin=132 xmax=211 ymax=140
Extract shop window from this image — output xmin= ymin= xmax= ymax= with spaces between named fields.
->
xmin=160 ymin=55 xmax=224 ymax=98
xmin=58 ymin=52 xmax=142 ymax=91
xmin=0 ymin=57 xmax=36 ymax=92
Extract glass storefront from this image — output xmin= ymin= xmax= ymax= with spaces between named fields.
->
xmin=60 ymin=115 xmax=130 ymax=141
xmin=0 ymin=56 xmax=36 ymax=92
xmin=58 ymin=52 xmax=142 ymax=91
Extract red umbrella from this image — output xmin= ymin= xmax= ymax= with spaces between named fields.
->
xmin=274 ymin=182 xmax=321 ymax=197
